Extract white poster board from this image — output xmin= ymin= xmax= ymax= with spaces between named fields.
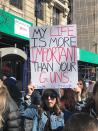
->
xmin=30 ymin=25 xmax=78 ymax=89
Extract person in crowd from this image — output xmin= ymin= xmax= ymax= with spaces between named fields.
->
xmin=74 ymin=79 xmax=87 ymax=101
xmin=60 ymin=88 xmax=65 ymax=98
xmin=63 ymin=112 xmax=98 ymax=131
xmin=3 ymin=76 xmax=22 ymax=106
xmin=83 ymin=81 xmax=98 ymax=120
xmin=60 ymin=88 xmax=77 ymax=112
xmin=74 ymin=79 xmax=87 ymax=111
xmin=0 ymin=80 xmax=21 ymax=131
xmin=20 ymin=83 xmax=73 ymax=131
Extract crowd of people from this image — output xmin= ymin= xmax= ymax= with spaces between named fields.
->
xmin=0 ymin=74 xmax=98 ymax=131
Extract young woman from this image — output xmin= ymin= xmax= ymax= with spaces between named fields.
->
xmin=0 ymin=81 xmax=21 ymax=131
xmin=83 ymin=81 xmax=98 ymax=120
xmin=74 ymin=79 xmax=87 ymax=102
xmin=20 ymin=83 xmax=72 ymax=131
xmin=60 ymin=88 xmax=77 ymax=112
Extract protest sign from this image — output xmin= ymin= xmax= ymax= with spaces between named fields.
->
xmin=30 ymin=25 xmax=78 ymax=89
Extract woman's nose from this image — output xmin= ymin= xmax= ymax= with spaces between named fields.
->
xmin=47 ymin=96 xmax=51 ymax=100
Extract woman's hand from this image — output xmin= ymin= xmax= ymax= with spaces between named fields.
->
xmin=27 ymin=83 xmax=35 ymax=96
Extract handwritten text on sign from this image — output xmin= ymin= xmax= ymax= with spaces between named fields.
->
xmin=30 ymin=25 xmax=78 ymax=89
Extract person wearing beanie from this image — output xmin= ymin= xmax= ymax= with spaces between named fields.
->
xmin=20 ymin=83 xmax=72 ymax=131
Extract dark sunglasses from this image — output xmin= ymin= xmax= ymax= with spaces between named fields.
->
xmin=44 ymin=93 xmax=57 ymax=100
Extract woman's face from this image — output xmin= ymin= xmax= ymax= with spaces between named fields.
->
xmin=44 ymin=93 xmax=57 ymax=108
xmin=77 ymin=80 xmax=83 ymax=90
xmin=60 ymin=88 xmax=65 ymax=97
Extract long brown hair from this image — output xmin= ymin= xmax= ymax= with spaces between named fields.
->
xmin=78 ymin=79 xmax=87 ymax=100
xmin=0 ymin=81 xmax=10 ymax=128
xmin=60 ymin=88 xmax=76 ymax=111
xmin=41 ymin=89 xmax=61 ymax=115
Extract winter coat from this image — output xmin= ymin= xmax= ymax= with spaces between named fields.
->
xmin=3 ymin=98 xmax=21 ymax=131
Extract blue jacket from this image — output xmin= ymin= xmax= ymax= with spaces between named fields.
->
xmin=20 ymin=99 xmax=72 ymax=131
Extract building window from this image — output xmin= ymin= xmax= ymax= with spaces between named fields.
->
xmin=10 ymin=0 xmax=23 ymax=10
xmin=67 ymin=0 xmax=73 ymax=24
xmin=35 ymin=0 xmax=44 ymax=20
xmin=53 ymin=7 xmax=60 ymax=25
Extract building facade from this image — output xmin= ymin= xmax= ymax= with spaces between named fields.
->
xmin=71 ymin=0 xmax=98 ymax=53
xmin=69 ymin=0 xmax=98 ymax=81
xmin=0 ymin=0 xmax=69 ymax=26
